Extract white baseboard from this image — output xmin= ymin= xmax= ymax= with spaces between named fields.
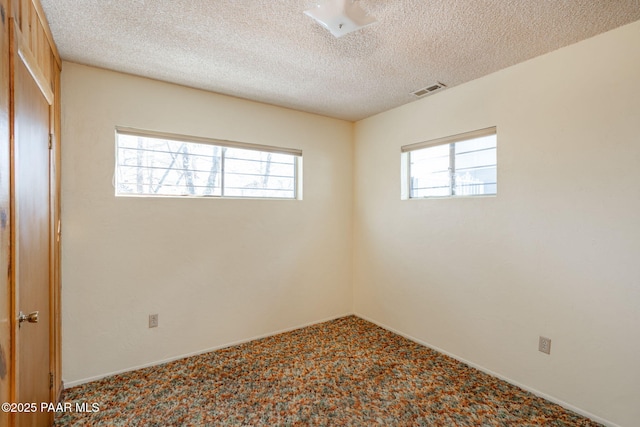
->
xmin=64 ymin=311 xmax=618 ymax=427
xmin=355 ymin=312 xmax=619 ymax=427
xmin=63 ymin=312 xmax=354 ymax=389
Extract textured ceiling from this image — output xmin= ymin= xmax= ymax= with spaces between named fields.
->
xmin=40 ymin=1 xmax=640 ymax=121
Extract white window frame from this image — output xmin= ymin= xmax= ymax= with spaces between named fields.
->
xmin=401 ymin=127 xmax=497 ymax=199
xmin=115 ymin=127 xmax=303 ymax=200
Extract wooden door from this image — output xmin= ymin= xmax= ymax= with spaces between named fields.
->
xmin=13 ymin=47 xmax=52 ymax=427
xmin=0 ymin=0 xmax=11 ymax=423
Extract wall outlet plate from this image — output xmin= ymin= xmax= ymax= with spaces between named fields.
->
xmin=539 ymin=336 xmax=551 ymax=354
xmin=149 ymin=314 xmax=158 ymax=328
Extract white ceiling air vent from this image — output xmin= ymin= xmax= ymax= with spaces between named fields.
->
xmin=412 ymin=82 xmax=447 ymax=97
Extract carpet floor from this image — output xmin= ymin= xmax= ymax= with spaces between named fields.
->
xmin=56 ymin=316 xmax=601 ymax=426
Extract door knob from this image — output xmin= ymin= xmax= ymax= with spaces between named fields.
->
xmin=18 ymin=311 xmax=39 ymax=325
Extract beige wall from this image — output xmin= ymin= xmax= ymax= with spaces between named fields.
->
xmin=61 ymin=62 xmax=353 ymax=385
xmin=353 ymin=20 xmax=640 ymax=427
xmin=62 ymin=20 xmax=640 ymax=427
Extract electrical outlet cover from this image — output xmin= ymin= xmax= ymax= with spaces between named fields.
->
xmin=149 ymin=314 xmax=159 ymax=328
xmin=539 ymin=336 xmax=551 ymax=354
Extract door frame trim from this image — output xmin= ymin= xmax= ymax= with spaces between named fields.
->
xmin=8 ymin=17 xmax=59 ymax=425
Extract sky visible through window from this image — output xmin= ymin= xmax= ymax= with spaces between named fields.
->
xmin=116 ymin=133 xmax=298 ymax=199
xmin=409 ymin=134 xmax=496 ymax=198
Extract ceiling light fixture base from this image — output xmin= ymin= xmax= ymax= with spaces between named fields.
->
xmin=304 ymin=0 xmax=377 ymax=38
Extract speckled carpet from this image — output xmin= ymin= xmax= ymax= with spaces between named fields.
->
xmin=56 ymin=316 xmax=600 ymax=426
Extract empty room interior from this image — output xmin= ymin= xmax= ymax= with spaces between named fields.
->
xmin=1 ymin=0 xmax=639 ymax=426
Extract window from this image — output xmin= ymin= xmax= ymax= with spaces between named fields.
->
xmin=401 ymin=127 xmax=497 ymax=199
xmin=115 ymin=128 xmax=302 ymax=199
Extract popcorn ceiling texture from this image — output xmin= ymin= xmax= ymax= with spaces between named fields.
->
xmin=40 ymin=0 xmax=640 ymax=121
